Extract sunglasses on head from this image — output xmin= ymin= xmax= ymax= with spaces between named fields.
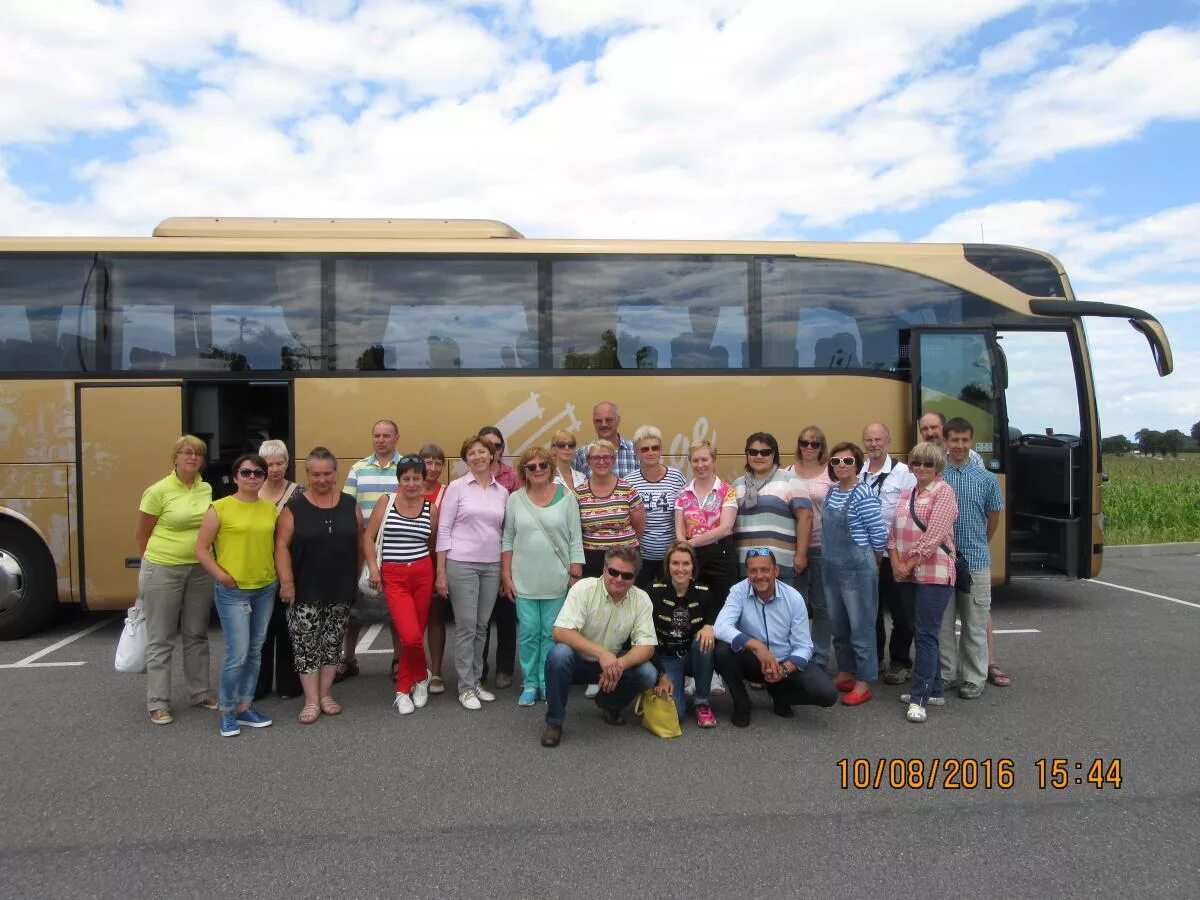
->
xmin=745 ymin=547 xmax=772 ymax=559
xmin=830 ymin=456 xmax=856 ymax=467
xmin=746 ymin=448 xmax=774 ymax=457
xmin=798 ymin=439 xmax=822 ymax=449
xmin=524 ymin=460 xmax=550 ymax=472
xmin=398 ymin=454 xmax=423 ymax=464
xmin=606 ymin=566 xmax=635 ymax=581
xmin=553 ymin=440 xmax=576 ymax=449
xmin=238 ymin=468 xmax=266 ymax=479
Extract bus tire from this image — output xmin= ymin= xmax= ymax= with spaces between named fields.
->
xmin=0 ymin=521 xmax=57 ymax=640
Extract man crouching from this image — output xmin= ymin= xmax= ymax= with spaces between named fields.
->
xmin=541 ymin=548 xmax=658 ymax=747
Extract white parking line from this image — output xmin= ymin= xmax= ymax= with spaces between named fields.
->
xmin=0 ymin=617 xmax=114 ymax=669
xmin=356 ymin=623 xmax=390 ymax=654
xmin=1088 ymin=579 xmax=1200 ymax=610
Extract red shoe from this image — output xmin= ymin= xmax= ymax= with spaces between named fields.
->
xmin=834 ymin=677 xmax=856 ymax=693
xmin=841 ymin=686 xmax=872 ymax=706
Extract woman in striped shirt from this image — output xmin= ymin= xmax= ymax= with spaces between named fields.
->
xmin=364 ymin=455 xmax=438 ymax=716
xmin=732 ymin=432 xmax=813 ymax=581
xmin=888 ymin=442 xmax=958 ymax=723
xmin=575 ymin=439 xmax=645 ymax=577
xmin=821 ymin=441 xmax=888 ymax=707
xmin=626 ymin=425 xmax=687 ymax=590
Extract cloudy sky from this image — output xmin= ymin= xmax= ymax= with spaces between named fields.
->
xmin=2 ymin=0 xmax=1196 ymax=439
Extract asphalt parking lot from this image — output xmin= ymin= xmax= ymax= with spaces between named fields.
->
xmin=1 ymin=549 xmax=1197 ymax=899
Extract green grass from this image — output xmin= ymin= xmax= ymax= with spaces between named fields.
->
xmin=1102 ymin=454 xmax=1200 ymax=545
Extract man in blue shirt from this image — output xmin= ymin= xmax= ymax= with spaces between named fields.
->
xmin=573 ymin=401 xmax=637 ymax=478
xmin=939 ymin=418 xmax=1004 ymax=699
xmin=714 ymin=549 xmax=838 ymax=727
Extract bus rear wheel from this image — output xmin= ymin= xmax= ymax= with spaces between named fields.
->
xmin=0 ymin=522 xmax=57 ymax=640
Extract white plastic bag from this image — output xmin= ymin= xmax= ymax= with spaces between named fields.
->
xmin=114 ymin=600 xmax=148 ymax=674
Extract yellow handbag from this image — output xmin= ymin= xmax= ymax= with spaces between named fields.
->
xmin=634 ymin=688 xmax=682 ymax=739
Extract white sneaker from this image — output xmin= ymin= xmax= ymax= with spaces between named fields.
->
xmin=710 ymin=672 xmax=726 ymax=697
xmin=393 ymin=692 xmax=415 ymax=715
xmin=906 ymin=702 xmax=927 ymax=723
xmin=412 ymin=673 xmax=430 ymax=709
xmin=585 ymin=683 xmax=600 ymax=699
xmin=459 ymin=689 xmax=482 ymax=711
xmin=899 ymin=693 xmax=945 ymax=706
xmin=474 ymin=683 xmax=496 ymax=703
xmin=683 ymin=676 xmax=695 ymax=699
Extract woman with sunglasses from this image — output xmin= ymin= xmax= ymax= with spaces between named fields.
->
xmin=550 ymin=428 xmax=586 ymax=489
xmin=501 ymin=446 xmax=585 ymax=706
xmin=136 ymin=435 xmax=216 ymax=725
xmin=419 ymin=443 xmax=452 ymax=696
xmin=194 ymin=453 xmax=279 ymax=737
xmin=575 ymin=439 xmax=645 ymax=578
xmin=820 ymin=442 xmax=888 ymax=707
xmin=733 ymin=432 xmax=813 ymax=583
xmin=365 ymin=455 xmax=439 ymax=716
xmin=785 ymin=425 xmax=833 ymax=669
xmin=436 ymin=436 xmax=509 ymax=711
xmin=626 ymin=425 xmax=687 ymax=591
xmin=887 ymin=442 xmax=958 ymax=723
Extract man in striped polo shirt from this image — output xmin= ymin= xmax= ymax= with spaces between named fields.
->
xmin=939 ymin=417 xmax=1003 ymax=700
xmin=337 ymin=419 xmax=402 ymax=682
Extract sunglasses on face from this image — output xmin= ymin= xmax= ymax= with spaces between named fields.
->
xmin=745 ymin=448 xmax=773 ymax=457
xmin=238 ymin=468 xmax=266 ymax=479
xmin=830 ymin=457 xmax=857 ymax=467
xmin=177 ymin=448 xmax=201 ymax=457
xmin=553 ymin=440 xmax=576 ymax=449
xmin=606 ymin=567 xmax=635 ymax=581
xmin=589 ymin=455 xmax=614 ymax=464
xmin=524 ymin=460 xmax=550 ymax=472
xmin=798 ymin=439 xmax=822 ymax=449
xmin=909 ymin=460 xmax=936 ymax=469
xmin=638 ymin=445 xmax=661 ymax=453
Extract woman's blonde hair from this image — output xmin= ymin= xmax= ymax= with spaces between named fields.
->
xmin=258 ymin=439 xmax=289 ymax=463
xmin=632 ymin=425 xmax=662 ymax=447
xmin=688 ymin=439 xmax=716 ymax=461
xmin=907 ymin=441 xmax=945 ymax=475
xmin=516 ymin=445 xmax=554 ymax=487
xmin=586 ymin=438 xmax=617 ymax=459
xmin=171 ymin=435 xmax=207 ymax=469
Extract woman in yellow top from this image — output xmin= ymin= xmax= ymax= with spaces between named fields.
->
xmin=135 ymin=435 xmax=216 ymax=726
xmin=195 ymin=453 xmax=279 ymax=738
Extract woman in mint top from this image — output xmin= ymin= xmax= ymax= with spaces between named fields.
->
xmin=195 ymin=453 xmax=279 ymax=737
xmin=135 ymin=435 xmax=216 ymax=726
xmin=501 ymin=445 xmax=585 ymax=707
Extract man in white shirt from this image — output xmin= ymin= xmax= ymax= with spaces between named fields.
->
xmin=859 ymin=423 xmax=917 ymax=685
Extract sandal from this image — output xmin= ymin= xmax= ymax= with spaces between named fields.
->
xmin=149 ymin=708 xmax=174 ymax=725
xmin=987 ymin=664 xmax=1012 ymax=687
xmin=428 ymin=675 xmax=445 ymax=694
xmin=333 ymin=657 xmax=359 ymax=684
xmin=298 ymin=703 xmax=321 ymax=725
xmin=319 ymin=695 xmax=343 ymax=716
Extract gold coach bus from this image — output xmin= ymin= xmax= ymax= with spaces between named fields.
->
xmin=0 ymin=217 xmax=1172 ymax=638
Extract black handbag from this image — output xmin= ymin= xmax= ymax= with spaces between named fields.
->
xmin=907 ymin=489 xmax=972 ymax=593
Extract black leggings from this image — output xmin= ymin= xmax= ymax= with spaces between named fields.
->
xmin=694 ymin=539 xmax=738 ymax=613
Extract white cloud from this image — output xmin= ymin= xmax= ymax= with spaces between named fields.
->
xmin=987 ymin=26 xmax=1200 ymax=168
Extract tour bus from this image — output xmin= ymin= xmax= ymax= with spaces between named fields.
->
xmin=0 ymin=217 xmax=1172 ymax=638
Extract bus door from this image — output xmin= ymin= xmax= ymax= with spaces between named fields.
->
xmin=910 ymin=329 xmax=1009 ymax=581
xmin=184 ymin=380 xmax=292 ymax=499
xmin=77 ymin=382 xmax=183 ymax=610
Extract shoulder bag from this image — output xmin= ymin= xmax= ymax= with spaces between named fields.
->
xmin=357 ymin=492 xmax=396 ymax=600
xmin=907 ymin=488 xmax=972 ymax=593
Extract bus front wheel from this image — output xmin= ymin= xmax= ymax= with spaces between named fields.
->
xmin=0 ymin=522 xmax=57 ymax=640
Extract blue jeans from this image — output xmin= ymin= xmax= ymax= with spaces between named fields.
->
xmin=792 ymin=548 xmax=830 ymax=668
xmin=823 ymin=545 xmax=879 ymax=682
xmin=214 ymin=581 xmax=277 ymax=712
xmin=910 ymin=583 xmax=954 ymax=706
xmin=544 ymin=643 xmax=657 ymax=727
xmin=657 ymin=639 xmax=715 ymax=717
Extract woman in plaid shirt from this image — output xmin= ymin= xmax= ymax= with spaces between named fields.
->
xmin=887 ymin=442 xmax=958 ymax=724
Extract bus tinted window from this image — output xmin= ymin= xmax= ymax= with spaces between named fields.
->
xmin=110 ymin=257 xmax=323 ymax=371
xmin=553 ymin=258 xmax=748 ymax=369
xmin=335 ymin=259 xmax=538 ymax=370
xmin=0 ymin=256 xmax=98 ymax=372
xmin=760 ymin=258 xmax=1002 ymax=371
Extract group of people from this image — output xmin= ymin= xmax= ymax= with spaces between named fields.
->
xmin=135 ymin=401 xmax=1009 ymax=741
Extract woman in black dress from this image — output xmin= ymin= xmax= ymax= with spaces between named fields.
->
xmin=274 ymin=447 xmax=364 ymax=725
